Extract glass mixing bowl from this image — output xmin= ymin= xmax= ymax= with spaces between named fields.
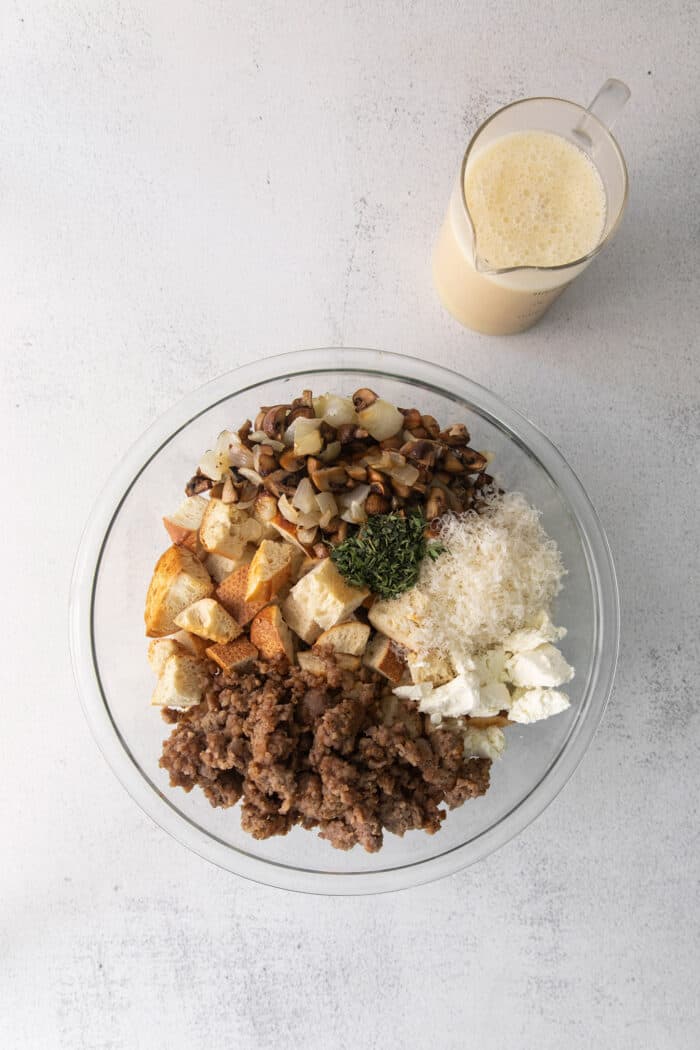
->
xmin=70 ymin=348 xmax=619 ymax=894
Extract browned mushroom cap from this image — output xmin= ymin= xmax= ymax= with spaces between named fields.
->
xmin=345 ymin=463 xmax=368 ymax=482
xmin=379 ymin=434 xmax=403 ymax=451
xmin=352 ymin=387 xmax=378 ymax=411
xmin=221 ymin=475 xmax=239 ymax=503
xmin=237 ymin=420 xmax=253 ymax=447
xmin=254 ymin=407 xmax=269 ymax=431
xmin=328 ymin=520 xmax=350 ymax=544
xmin=307 ymin=461 xmax=348 ymax=491
xmin=185 ymin=470 xmax=214 ymax=497
xmin=254 ymin=444 xmax=279 ymax=476
xmin=390 ymin=479 xmax=412 ymax=499
xmin=425 ymin=486 xmax=448 ymax=520
xmin=287 ymin=403 xmax=315 ymax=424
xmin=438 ymin=423 xmax=470 ymax=446
xmin=421 ymin=415 xmax=440 ymax=439
xmin=442 ymin=449 xmax=468 ymax=473
xmin=313 ymin=542 xmax=330 ymax=559
xmin=400 ymin=408 xmax=422 ymax=430
xmin=261 ymin=405 xmax=289 ymax=440
xmin=459 ymin=449 xmax=488 ymax=473
xmin=365 ymin=491 xmax=391 ymax=515
xmin=263 ymin=470 xmax=300 ymax=497
xmin=279 ymin=448 xmax=306 ymax=472
xmin=400 ymin=439 xmax=440 ymax=469
xmin=369 ymin=478 xmax=390 ymax=497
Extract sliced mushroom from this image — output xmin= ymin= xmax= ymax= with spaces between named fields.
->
xmin=261 ymin=405 xmax=289 ymax=440
xmin=438 ymin=423 xmax=470 ymax=447
xmin=287 ymin=403 xmax=315 ymax=424
xmin=185 ymin=470 xmax=215 ymax=497
xmin=279 ymin=448 xmax=305 ymax=472
xmin=253 ymin=444 xmax=279 ymax=476
xmin=459 ymin=449 xmax=489 ymax=473
xmin=313 ymin=542 xmax=330 ymax=559
xmin=443 ymin=449 xmax=468 ymax=474
xmin=379 ymin=434 xmax=403 ymax=451
xmin=425 ymin=486 xmax=448 ymax=520
xmin=390 ymin=479 xmax=412 ymax=499
xmin=352 ymin=387 xmax=378 ymax=411
xmin=365 ymin=491 xmax=391 ymax=515
xmin=237 ymin=420 xmax=253 ymax=448
xmin=421 ymin=415 xmax=440 ymax=439
xmin=400 ymin=439 xmax=440 ymax=469
xmin=254 ymin=407 xmax=269 ymax=431
xmin=308 ymin=463 xmax=348 ymax=492
xmin=400 ymin=408 xmax=422 ymax=430
xmin=345 ymin=463 xmax=368 ymax=482
xmin=221 ymin=475 xmax=239 ymax=504
xmin=263 ymin=470 xmax=299 ymax=497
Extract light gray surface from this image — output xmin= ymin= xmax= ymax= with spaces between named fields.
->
xmin=2 ymin=2 xmax=698 ymax=1048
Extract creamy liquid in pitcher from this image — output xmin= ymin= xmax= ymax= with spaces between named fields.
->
xmin=433 ymin=130 xmax=607 ymax=334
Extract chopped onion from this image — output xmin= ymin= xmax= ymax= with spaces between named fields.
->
xmin=296 ymin=510 xmax=321 ymax=529
xmin=321 ymin=394 xmax=358 ymax=427
xmin=292 ymin=476 xmax=317 ymax=513
xmin=238 ymin=467 xmax=264 ymax=487
xmin=338 ymin=484 xmax=370 ymax=524
xmin=315 ymin=492 xmax=338 ymax=524
xmin=294 ymin=417 xmax=323 ymax=457
xmin=198 ymin=449 xmax=227 ymax=481
xmin=278 ymin=494 xmax=299 ymax=524
xmin=357 ymin=399 xmax=403 ymax=441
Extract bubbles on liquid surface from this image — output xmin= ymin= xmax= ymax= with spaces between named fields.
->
xmin=465 ymin=131 xmax=607 ymax=268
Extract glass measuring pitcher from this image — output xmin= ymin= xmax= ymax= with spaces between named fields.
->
xmin=433 ymin=80 xmax=630 ymax=335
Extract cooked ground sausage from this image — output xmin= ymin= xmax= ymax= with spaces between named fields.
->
xmin=160 ymin=652 xmax=491 ymax=852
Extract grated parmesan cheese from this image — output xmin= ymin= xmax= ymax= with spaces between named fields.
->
xmin=408 ymin=491 xmax=565 ymax=661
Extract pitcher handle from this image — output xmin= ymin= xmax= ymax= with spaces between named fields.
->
xmin=575 ymin=78 xmax=630 ymax=148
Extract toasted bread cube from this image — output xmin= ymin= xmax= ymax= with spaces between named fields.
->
xmin=314 ymin=621 xmax=371 ymax=656
xmin=206 ymin=637 xmax=259 ymax=673
xmin=145 ymin=545 xmax=214 ymax=637
xmin=282 ymin=589 xmax=322 ymax=645
xmin=151 ymin=653 xmax=209 ymax=709
xmin=334 ymin=653 xmax=362 ymax=671
xmin=199 ymin=499 xmax=262 ymax=559
xmin=245 ymin=540 xmax=295 ymax=603
xmin=163 ymin=495 xmax=208 ymax=553
xmin=250 ymin=605 xmax=295 ymax=663
xmin=172 ymin=630 xmax=211 ymax=658
xmin=174 ymin=598 xmax=241 ymax=644
xmin=269 ymin=513 xmax=312 ymax=554
xmin=297 ymin=650 xmax=327 ymax=676
xmin=205 ymin=548 xmax=253 ymax=584
xmin=147 ymin=637 xmax=183 ymax=676
xmin=215 ymin=565 xmax=267 ymax=626
xmin=363 ymin=633 xmax=406 ymax=683
xmin=253 ymin=492 xmax=279 ymax=540
xmin=406 ymin=648 xmax=454 ymax=686
xmin=368 ymin=590 xmax=428 ymax=650
xmin=286 ymin=559 xmax=369 ymax=631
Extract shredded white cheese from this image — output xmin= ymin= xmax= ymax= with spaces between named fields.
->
xmin=409 ymin=491 xmax=565 ymax=661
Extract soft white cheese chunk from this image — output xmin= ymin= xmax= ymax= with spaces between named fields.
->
xmin=503 ymin=612 xmax=566 ymax=654
xmin=394 ymin=670 xmax=481 ymax=718
xmin=508 ymin=687 xmax=570 ymax=724
xmin=473 ymin=680 xmax=511 ymax=715
xmin=472 ymin=646 xmax=508 ymax=684
xmin=506 ymin=643 xmax=574 ymax=688
xmin=463 ymin=725 xmax=506 ymax=761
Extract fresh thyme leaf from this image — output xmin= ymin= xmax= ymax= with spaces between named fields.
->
xmin=330 ymin=512 xmax=445 ymax=599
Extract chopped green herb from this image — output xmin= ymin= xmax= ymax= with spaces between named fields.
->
xmin=330 ymin=512 xmax=445 ymax=600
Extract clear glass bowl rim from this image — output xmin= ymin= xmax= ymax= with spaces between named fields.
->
xmin=69 ymin=347 xmax=619 ymax=895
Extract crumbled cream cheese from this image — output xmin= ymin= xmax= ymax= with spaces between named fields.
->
xmin=395 ymin=669 xmax=481 ymax=718
xmin=508 ymin=688 xmax=570 ymax=724
xmin=506 ymin=643 xmax=574 ymax=689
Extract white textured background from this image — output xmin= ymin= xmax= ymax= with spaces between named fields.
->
xmin=2 ymin=2 xmax=699 ymax=1048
